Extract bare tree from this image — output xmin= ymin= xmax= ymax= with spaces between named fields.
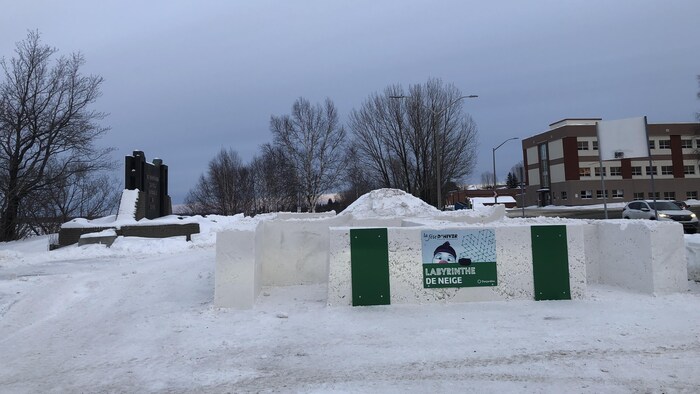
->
xmin=0 ymin=31 xmax=111 ymax=241
xmin=22 ymin=168 xmax=120 ymax=235
xmin=339 ymin=142 xmax=376 ymax=206
xmin=348 ymin=78 xmax=478 ymax=206
xmin=250 ymin=143 xmax=299 ymax=213
xmin=481 ymin=171 xmax=495 ymax=189
xmin=510 ymin=161 xmax=525 ymax=186
xmin=270 ymin=97 xmax=346 ymax=212
xmin=184 ymin=149 xmax=253 ymax=215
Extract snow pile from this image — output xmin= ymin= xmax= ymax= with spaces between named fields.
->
xmin=80 ymin=229 xmax=117 ymax=238
xmin=0 ymin=214 xmax=270 ymax=268
xmin=340 ymin=188 xmax=440 ymax=218
xmin=471 ymin=196 xmax=516 ymax=207
xmin=116 ymin=189 xmax=139 ymax=221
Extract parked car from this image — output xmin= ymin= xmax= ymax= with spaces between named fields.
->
xmin=622 ymin=200 xmax=698 ymax=233
xmin=672 ymin=200 xmax=689 ymax=210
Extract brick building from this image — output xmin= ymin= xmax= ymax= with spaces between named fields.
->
xmin=522 ymin=119 xmax=700 ymax=206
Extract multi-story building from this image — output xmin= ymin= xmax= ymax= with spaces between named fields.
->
xmin=522 ymin=119 xmax=700 ymax=206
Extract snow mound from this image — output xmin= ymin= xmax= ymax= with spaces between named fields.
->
xmin=341 ymin=188 xmax=440 ymax=218
xmin=116 ymin=189 xmax=139 ymax=222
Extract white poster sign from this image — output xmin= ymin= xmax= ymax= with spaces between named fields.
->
xmin=596 ymin=117 xmax=648 ymax=161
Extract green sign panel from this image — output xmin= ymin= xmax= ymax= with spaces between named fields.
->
xmin=350 ymin=228 xmax=391 ymax=306
xmin=421 ymin=229 xmax=497 ymax=288
xmin=531 ymin=225 xmax=571 ymax=301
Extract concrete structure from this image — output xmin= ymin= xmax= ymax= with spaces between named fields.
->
xmin=522 ymin=119 xmax=700 ymax=206
xmin=125 ymin=150 xmax=172 ymax=219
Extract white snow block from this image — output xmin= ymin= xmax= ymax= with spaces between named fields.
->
xmin=257 ymin=215 xmax=350 ymax=286
xmin=327 ymin=224 xmax=587 ymax=306
xmin=595 ymin=221 xmax=688 ymax=294
xmin=685 ymin=237 xmax=700 ymax=282
xmin=582 ymin=224 xmax=601 ymax=284
xmin=564 ymin=224 xmax=588 ymax=299
xmin=327 ymin=227 xmax=352 ymax=306
xmin=215 ymin=229 xmax=260 ymax=309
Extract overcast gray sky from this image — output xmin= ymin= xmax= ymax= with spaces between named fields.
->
xmin=2 ymin=0 xmax=699 ymax=203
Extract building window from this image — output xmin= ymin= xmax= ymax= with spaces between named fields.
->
xmin=579 ymin=167 xmax=591 ymax=177
xmin=592 ymin=140 xmax=598 ymax=150
xmin=561 ymin=191 xmax=567 ymax=200
xmin=663 ymin=191 xmax=676 ymax=200
xmin=649 ymin=192 xmax=660 ymax=199
xmin=649 ymin=140 xmax=656 ymax=150
xmin=580 ymin=190 xmax=592 ymax=199
xmin=684 ymin=165 xmax=696 ymax=175
xmin=610 ymin=167 xmax=622 ymax=176
xmin=596 ymin=190 xmax=609 ymax=199
xmin=681 ymin=139 xmax=693 ymax=149
xmin=646 ymin=166 xmax=657 ymax=176
xmin=612 ymin=189 xmax=624 ymax=198
xmin=577 ymin=141 xmax=589 ymax=150
xmin=658 ymin=140 xmax=671 ymax=149
xmin=594 ymin=167 xmax=607 ymax=177
xmin=539 ymin=143 xmax=550 ymax=188
xmin=661 ymin=166 xmax=673 ymax=175
xmin=687 ymin=191 xmax=698 ymax=200
xmin=633 ymin=192 xmax=645 ymax=200
xmin=631 ymin=166 xmax=642 ymax=176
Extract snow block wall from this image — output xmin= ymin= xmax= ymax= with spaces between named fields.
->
xmin=213 ymin=189 xmax=689 ymax=309
xmin=216 ymin=218 xmax=688 ymax=309
xmin=255 ymin=215 xmax=350 ymax=286
xmin=587 ymin=221 xmax=688 ymax=294
xmin=214 ymin=195 xmax=507 ymax=308
xmin=327 ymin=225 xmax=587 ymax=306
xmin=685 ymin=237 xmax=700 ymax=282
xmin=215 ymin=229 xmax=260 ymax=308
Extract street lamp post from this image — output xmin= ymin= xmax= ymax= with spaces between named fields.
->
xmin=390 ymin=94 xmax=478 ymax=210
xmin=492 ymin=137 xmax=519 ymax=204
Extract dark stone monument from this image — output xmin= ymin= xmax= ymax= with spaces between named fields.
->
xmin=53 ymin=151 xmax=196 ymax=249
xmin=125 ymin=150 xmax=172 ymax=220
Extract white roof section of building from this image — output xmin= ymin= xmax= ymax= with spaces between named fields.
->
xmin=548 ymin=118 xmax=602 ymax=130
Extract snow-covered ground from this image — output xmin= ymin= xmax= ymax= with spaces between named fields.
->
xmin=2 ymin=209 xmax=700 ymax=392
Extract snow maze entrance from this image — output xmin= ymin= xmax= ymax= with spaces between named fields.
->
xmin=215 ymin=189 xmax=689 ymax=309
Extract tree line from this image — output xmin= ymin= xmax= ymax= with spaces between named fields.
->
xmin=184 ymin=80 xmax=480 ymax=215
xmin=0 ymin=31 xmax=482 ymax=240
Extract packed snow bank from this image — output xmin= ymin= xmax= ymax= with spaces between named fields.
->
xmin=0 ymin=214 xmax=267 ymax=269
xmin=471 ymin=196 xmax=516 ymax=207
xmin=340 ymin=188 xmax=440 ymax=218
xmin=116 ymin=189 xmax=139 ymax=221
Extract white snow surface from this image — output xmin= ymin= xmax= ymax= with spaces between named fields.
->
xmin=117 ymin=188 xmax=140 ymax=221
xmin=340 ymin=188 xmax=440 ymax=218
xmin=1 ymin=208 xmax=700 ymax=391
xmin=471 ymin=196 xmax=517 ymax=206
